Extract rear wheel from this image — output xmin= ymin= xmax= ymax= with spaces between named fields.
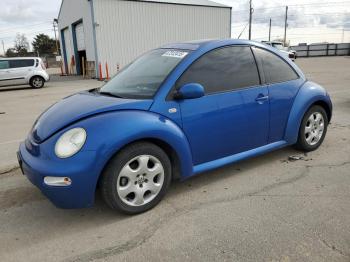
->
xmin=101 ymin=142 xmax=172 ymax=214
xmin=295 ymin=105 xmax=328 ymax=151
xmin=30 ymin=76 xmax=45 ymax=88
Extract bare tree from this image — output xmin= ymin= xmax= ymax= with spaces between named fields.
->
xmin=14 ymin=33 xmax=29 ymax=56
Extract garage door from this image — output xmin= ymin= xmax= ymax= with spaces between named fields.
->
xmin=63 ymin=28 xmax=73 ymax=73
xmin=75 ymin=23 xmax=85 ymax=51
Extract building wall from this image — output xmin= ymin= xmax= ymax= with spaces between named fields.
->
xmin=58 ymin=0 xmax=95 ymax=74
xmin=93 ymin=0 xmax=231 ymax=76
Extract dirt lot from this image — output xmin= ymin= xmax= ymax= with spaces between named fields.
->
xmin=0 ymin=57 xmax=349 ymax=262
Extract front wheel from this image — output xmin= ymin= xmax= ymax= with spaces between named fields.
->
xmin=295 ymin=105 xmax=328 ymax=152
xmin=101 ymin=142 xmax=172 ymax=214
xmin=30 ymin=76 xmax=45 ymax=88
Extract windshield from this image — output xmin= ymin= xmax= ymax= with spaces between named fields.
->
xmin=99 ymin=49 xmax=190 ymax=99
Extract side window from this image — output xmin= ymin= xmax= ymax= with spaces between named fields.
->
xmin=176 ymin=46 xmax=260 ymax=94
xmin=9 ymin=59 xmax=35 ymax=68
xmin=253 ymin=47 xmax=299 ymax=84
xmin=0 ymin=60 xmax=9 ymax=70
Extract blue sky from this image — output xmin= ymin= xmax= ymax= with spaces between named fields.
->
xmin=0 ymin=0 xmax=349 ymax=55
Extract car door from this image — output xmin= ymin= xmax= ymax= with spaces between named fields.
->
xmin=175 ymin=46 xmax=270 ymax=165
xmin=0 ymin=60 xmax=10 ymax=81
xmin=8 ymin=59 xmax=34 ymax=81
xmin=252 ymin=47 xmax=304 ymax=143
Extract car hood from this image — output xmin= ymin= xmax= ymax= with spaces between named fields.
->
xmin=31 ymin=90 xmax=153 ymax=143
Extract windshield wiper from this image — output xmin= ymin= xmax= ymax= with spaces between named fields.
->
xmin=99 ymin=91 xmax=125 ymax=98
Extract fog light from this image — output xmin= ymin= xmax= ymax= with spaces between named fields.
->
xmin=44 ymin=176 xmax=72 ymax=186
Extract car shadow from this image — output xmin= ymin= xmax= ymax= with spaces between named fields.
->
xmin=0 ymin=145 xmax=305 ymax=255
xmin=167 ymin=145 xmax=299 ymax=196
xmin=0 ymin=84 xmax=33 ymax=92
xmin=2 ymin=146 xmax=300 ymax=229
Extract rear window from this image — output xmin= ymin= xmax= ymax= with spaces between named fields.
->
xmin=9 ymin=59 xmax=35 ymax=68
xmin=0 ymin=60 xmax=9 ymax=69
xmin=252 ymin=47 xmax=299 ymax=84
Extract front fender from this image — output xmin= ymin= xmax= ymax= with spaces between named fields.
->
xmin=284 ymin=81 xmax=332 ymax=144
xmin=79 ymin=110 xmax=193 ymax=181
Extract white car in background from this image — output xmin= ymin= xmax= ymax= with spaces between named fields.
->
xmin=262 ymin=41 xmax=297 ymax=61
xmin=0 ymin=57 xmax=49 ymax=88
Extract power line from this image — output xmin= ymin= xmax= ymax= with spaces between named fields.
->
xmin=0 ymin=21 xmax=52 ymax=34
xmin=231 ymin=1 xmax=350 ymax=13
xmin=238 ymin=23 xmax=249 ymax=39
xmin=0 ymin=28 xmax=53 ymax=42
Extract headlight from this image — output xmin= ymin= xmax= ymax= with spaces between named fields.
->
xmin=55 ymin=128 xmax=87 ymax=158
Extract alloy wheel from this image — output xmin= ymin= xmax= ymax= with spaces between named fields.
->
xmin=304 ymin=112 xmax=324 ymax=146
xmin=32 ymin=77 xmax=43 ymax=88
xmin=116 ymin=155 xmax=165 ymax=206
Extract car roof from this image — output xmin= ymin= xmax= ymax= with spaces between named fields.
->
xmin=263 ymin=41 xmax=283 ymax=44
xmin=162 ymin=39 xmax=273 ymax=50
xmin=161 ymin=38 xmax=305 ymax=79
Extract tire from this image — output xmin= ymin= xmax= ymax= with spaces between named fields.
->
xmin=100 ymin=142 xmax=172 ymax=214
xmin=295 ymin=105 xmax=328 ymax=152
xmin=30 ymin=76 xmax=45 ymax=88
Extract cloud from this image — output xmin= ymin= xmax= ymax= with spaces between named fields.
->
xmin=0 ymin=0 xmax=61 ymax=25
xmin=0 ymin=1 xmax=36 ymax=24
xmin=214 ymin=0 xmax=350 ymax=30
xmin=0 ymin=0 xmax=61 ymax=53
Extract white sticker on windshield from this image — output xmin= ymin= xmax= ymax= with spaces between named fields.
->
xmin=162 ymin=50 xmax=188 ymax=59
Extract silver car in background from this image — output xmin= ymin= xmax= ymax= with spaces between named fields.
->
xmin=262 ymin=41 xmax=297 ymax=61
xmin=0 ymin=57 xmax=50 ymax=88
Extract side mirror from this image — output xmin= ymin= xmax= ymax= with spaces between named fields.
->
xmin=174 ymin=83 xmax=205 ymax=100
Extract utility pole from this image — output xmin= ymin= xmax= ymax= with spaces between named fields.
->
xmin=1 ymin=40 xmax=5 ymax=56
xmin=53 ymin=19 xmax=60 ymax=56
xmin=283 ymin=6 xmax=288 ymax=46
xmin=268 ymin=18 xmax=272 ymax=41
xmin=248 ymin=0 xmax=253 ymax=40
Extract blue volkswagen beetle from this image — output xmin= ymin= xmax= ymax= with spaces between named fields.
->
xmin=17 ymin=39 xmax=332 ymax=214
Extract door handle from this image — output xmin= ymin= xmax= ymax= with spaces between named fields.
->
xmin=255 ymin=95 xmax=269 ymax=104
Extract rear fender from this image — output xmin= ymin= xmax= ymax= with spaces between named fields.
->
xmin=284 ymin=81 xmax=332 ymax=144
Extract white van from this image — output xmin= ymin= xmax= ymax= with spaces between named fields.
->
xmin=0 ymin=57 xmax=50 ymax=88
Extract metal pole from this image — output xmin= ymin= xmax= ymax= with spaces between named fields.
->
xmin=1 ymin=40 xmax=5 ymax=56
xmin=248 ymin=0 xmax=252 ymax=40
xmin=283 ymin=6 xmax=288 ymax=46
xmin=268 ymin=18 xmax=271 ymax=41
xmin=53 ymin=20 xmax=60 ymax=56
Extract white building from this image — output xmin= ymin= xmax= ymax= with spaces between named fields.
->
xmin=57 ymin=0 xmax=231 ymax=78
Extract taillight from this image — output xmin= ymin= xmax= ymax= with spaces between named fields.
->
xmin=40 ymin=61 xmax=46 ymax=70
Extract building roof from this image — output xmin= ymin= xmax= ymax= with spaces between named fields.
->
xmin=58 ymin=0 xmax=230 ymax=21
xmin=131 ymin=0 xmax=230 ymax=8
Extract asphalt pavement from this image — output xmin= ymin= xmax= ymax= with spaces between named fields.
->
xmin=0 ymin=57 xmax=349 ymax=262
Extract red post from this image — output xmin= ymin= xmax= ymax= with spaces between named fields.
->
xmin=105 ymin=62 xmax=110 ymax=80
xmin=60 ymin=61 xmax=64 ymax=76
xmin=99 ymin=62 xmax=103 ymax=81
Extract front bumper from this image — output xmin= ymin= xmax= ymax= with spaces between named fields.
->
xmin=18 ymin=141 xmax=99 ymax=209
